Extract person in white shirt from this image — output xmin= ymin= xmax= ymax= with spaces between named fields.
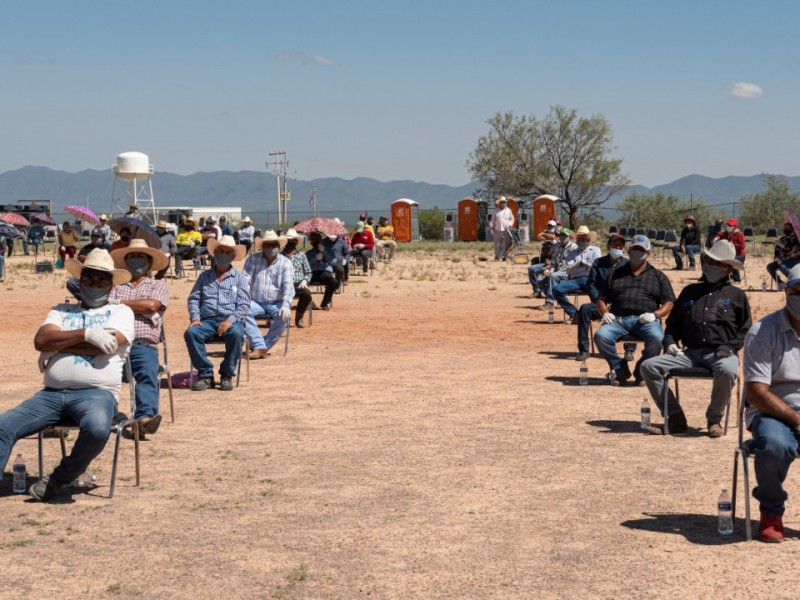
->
xmin=489 ymin=197 xmax=515 ymax=261
xmin=236 ymin=216 xmax=256 ymax=254
xmin=552 ymin=225 xmax=602 ymax=322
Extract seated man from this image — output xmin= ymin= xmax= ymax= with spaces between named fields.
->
xmin=552 ymin=225 xmax=601 ymax=322
xmin=573 ymin=233 xmax=635 ymax=362
xmin=350 ymin=221 xmax=375 ymax=274
xmin=741 ymin=264 xmax=800 ymax=543
xmin=28 ymin=223 xmax=46 ymax=255
xmin=244 ymin=232 xmax=294 ymax=360
xmin=535 ymin=228 xmax=575 ymax=310
xmin=323 ymin=230 xmax=349 ymax=284
xmin=110 ymin=239 xmax=170 ymax=433
xmin=175 ymin=218 xmax=203 ymax=275
xmin=375 ymin=216 xmax=397 ymax=262
xmin=184 ymin=236 xmax=250 ymax=391
xmin=307 ymin=232 xmax=341 ymax=310
xmin=528 ymin=219 xmax=559 ymax=297
xmin=236 ymin=217 xmax=256 ymax=254
xmin=672 ymin=214 xmax=701 ymax=270
xmin=767 ymin=221 xmax=800 ymax=287
xmin=155 ymin=220 xmax=177 ymax=280
xmin=282 ymin=229 xmax=312 ymax=328
xmin=594 ymin=235 xmax=675 ymax=386
xmin=0 ymin=250 xmax=134 ymax=501
xmin=640 ymin=240 xmax=751 ymax=436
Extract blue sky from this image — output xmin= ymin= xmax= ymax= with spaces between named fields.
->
xmin=2 ymin=0 xmax=799 ymax=187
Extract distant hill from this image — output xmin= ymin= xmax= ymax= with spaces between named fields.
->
xmin=2 ymin=166 xmax=800 ymax=218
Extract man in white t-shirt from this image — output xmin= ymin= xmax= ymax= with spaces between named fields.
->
xmin=0 ymin=249 xmax=134 ymax=501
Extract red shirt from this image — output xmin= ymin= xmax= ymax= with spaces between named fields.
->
xmin=716 ymin=230 xmax=746 ymax=256
xmin=351 ymin=231 xmax=375 ymax=250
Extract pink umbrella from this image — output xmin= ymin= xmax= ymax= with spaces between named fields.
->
xmin=784 ymin=211 xmax=800 ymax=239
xmin=293 ymin=217 xmax=349 ymax=237
xmin=64 ymin=205 xmax=101 ymax=226
xmin=0 ymin=212 xmax=30 ymax=226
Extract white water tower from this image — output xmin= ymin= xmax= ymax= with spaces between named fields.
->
xmin=110 ymin=151 xmax=157 ymax=224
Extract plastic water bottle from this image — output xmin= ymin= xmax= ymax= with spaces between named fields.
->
xmin=548 ymin=303 xmax=555 ymax=324
xmin=12 ymin=453 xmax=26 ymax=494
xmin=718 ymin=489 xmax=734 ymax=535
xmin=761 ymin=276 xmax=767 ymax=292
xmin=579 ymin=360 xmax=589 ymax=385
xmin=640 ymin=399 xmax=651 ymax=430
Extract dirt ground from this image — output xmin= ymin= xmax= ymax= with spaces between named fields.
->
xmin=0 ymin=245 xmax=799 ymax=599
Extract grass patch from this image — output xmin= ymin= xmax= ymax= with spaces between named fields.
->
xmin=286 ymin=563 xmax=308 ymax=587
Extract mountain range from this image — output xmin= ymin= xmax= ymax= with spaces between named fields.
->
xmin=1 ymin=166 xmax=799 ymax=217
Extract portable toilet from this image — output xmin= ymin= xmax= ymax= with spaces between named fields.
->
xmin=504 ymin=197 xmax=519 ymax=228
xmin=532 ymin=194 xmax=559 ymax=238
xmin=457 ymin=198 xmax=479 ymax=241
xmin=390 ymin=198 xmax=420 ymax=242
xmin=518 ymin=208 xmax=530 ymax=242
xmin=477 ymin=200 xmax=489 ymax=241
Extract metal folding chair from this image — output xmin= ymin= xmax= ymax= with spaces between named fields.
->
xmin=188 ymin=335 xmax=249 ymax=387
xmin=731 ymin=393 xmax=755 ymax=540
xmin=662 ymin=367 xmax=741 ymax=435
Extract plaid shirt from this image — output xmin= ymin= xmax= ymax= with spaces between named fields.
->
xmin=110 ymin=277 xmax=169 ymax=344
xmin=243 ymin=252 xmax=295 ymax=309
xmin=602 ymin=262 xmax=676 ymax=316
xmin=286 ymin=250 xmax=312 ymax=283
xmin=775 ymin=233 xmax=800 ymax=264
xmin=188 ymin=267 xmax=251 ymax=323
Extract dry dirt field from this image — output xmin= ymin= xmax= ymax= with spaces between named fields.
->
xmin=0 ymin=245 xmax=799 ymax=599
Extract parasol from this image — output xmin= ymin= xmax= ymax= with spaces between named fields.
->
xmin=0 ymin=222 xmax=23 ymax=239
xmin=293 ymin=217 xmax=349 ymax=237
xmin=64 ymin=205 xmax=101 ymax=226
xmin=107 ymin=216 xmax=160 ymax=248
xmin=0 ymin=212 xmax=30 ymax=226
xmin=31 ymin=212 xmax=56 ymax=226
xmin=784 ymin=210 xmax=800 ymax=240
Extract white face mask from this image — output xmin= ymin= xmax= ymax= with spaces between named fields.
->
xmin=787 ymin=294 xmax=800 ymax=320
xmin=328 ymin=235 xmax=338 ymax=242
xmin=609 ymin=248 xmax=624 ymax=259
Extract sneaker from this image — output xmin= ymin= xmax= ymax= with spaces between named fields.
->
xmin=191 ymin=377 xmax=214 ymax=391
xmin=707 ymin=422 xmax=724 ymax=438
xmin=646 ymin=411 xmax=688 ymax=435
xmin=624 ymin=349 xmax=635 ymax=362
xmin=574 ymin=351 xmax=590 ymax=361
xmin=606 ymin=371 xmax=620 ymax=386
xmin=219 ymin=375 xmax=233 ymax=391
xmin=138 ymin=415 xmax=162 ymax=435
xmin=29 ymin=476 xmax=61 ymax=501
xmin=759 ymin=515 xmax=784 ymax=543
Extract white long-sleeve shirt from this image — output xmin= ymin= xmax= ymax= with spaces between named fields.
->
xmin=490 ymin=207 xmax=515 ymax=232
xmin=564 ymin=244 xmax=602 ymax=279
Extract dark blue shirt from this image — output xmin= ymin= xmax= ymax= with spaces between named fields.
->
xmin=587 ymin=254 xmax=628 ymax=303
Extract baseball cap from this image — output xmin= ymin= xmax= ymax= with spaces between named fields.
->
xmin=630 ymin=234 xmax=651 ymax=251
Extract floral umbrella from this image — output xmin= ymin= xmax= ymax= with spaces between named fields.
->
xmin=785 ymin=210 xmax=800 ymax=240
xmin=64 ymin=205 xmax=101 ymax=226
xmin=293 ymin=217 xmax=349 ymax=237
xmin=31 ymin=212 xmax=56 ymax=226
xmin=0 ymin=222 xmax=23 ymax=239
xmin=0 ymin=212 xmax=30 ymax=226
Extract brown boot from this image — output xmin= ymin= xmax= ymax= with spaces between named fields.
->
xmin=707 ymin=422 xmax=724 ymax=438
xmin=646 ymin=411 xmax=688 ymax=435
xmin=249 ymin=349 xmax=269 ymax=360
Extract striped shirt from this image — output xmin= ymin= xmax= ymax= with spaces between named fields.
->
xmin=188 ymin=267 xmax=251 ymax=323
xmin=285 ymin=250 xmax=312 ymax=283
xmin=243 ymin=252 xmax=295 ymax=309
xmin=110 ymin=277 xmax=170 ymax=344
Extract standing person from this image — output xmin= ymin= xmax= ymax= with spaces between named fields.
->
xmin=767 ymin=221 xmax=800 ymax=288
xmin=58 ymin=221 xmax=80 ymax=263
xmin=715 ymin=218 xmax=746 ymax=283
xmin=350 ymin=221 xmax=375 ymax=274
xmin=641 ymin=240 xmax=751 ymax=437
xmin=236 ymin=217 xmax=256 ymax=254
xmin=244 ymin=232 xmax=294 ymax=359
xmin=184 ymin=236 xmax=250 ymax=391
xmin=155 ymin=220 xmax=177 ymax=280
xmin=594 ymin=235 xmax=676 ymax=385
xmin=552 ymin=225 xmax=601 ymax=322
xmin=490 ymin=197 xmax=515 ymax=261
xmin=0 ymin=236 xmax=5 ymax=282
xmin=0 ymin=249 xmax=134 ymax=501
xmin=282 ymin=229 xmax=312 ymax=328
xmin=740 ymin=264 xmax=800 ymax=542
xmin=375 ymin=216 xmax=397 ymax=262
xmin=110 ymin=239 xmax=170 ymax=433
xmin=672 ymin=215 xmax=701 ymax=270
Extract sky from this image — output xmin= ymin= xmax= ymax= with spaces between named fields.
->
xmin=2 ymin=0 xmax=800 ymax=188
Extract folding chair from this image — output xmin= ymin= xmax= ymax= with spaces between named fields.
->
xmin=731 ymin=394 xmax=755 ymax=540
xmin=608 ymin=225 xmax=619 ymax=234
xmin=661 ymin=367 xmax=741 ymax=435
xmin=254 ymin=315 xmax=291 ymax=357
xmin=159 ymin=326 xmax=175 ymax=423
xmin=743 ymin=227 xmax=756 ymax=254
xmin=175 ymin=247 xmax=200 ymax=280
xmin=760 ymin=228 xmax=778 ymax=257
xmin=661 ymin=230 xmax=678 ymax=262
xmin=188 ymin=336 xmax=249 ymax=387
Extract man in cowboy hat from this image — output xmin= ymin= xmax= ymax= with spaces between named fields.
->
xmin=185 ymin=236 xmax=250 ymax=391
xmin=175 ymin=218 xmax=203 ymax=277
xmin=594 ymin=235 xmax=676 ymax=386
xmin=64 ymin=226 xmax=111 ymax=299
xmin=489 ymin=197 xmax=515 ymax=261
xmin=236 ymin=217 xmax=256 ymax=254
xmin=641 ymin=239 xmax=751 ymax=437
xmin=98 ymin=214 xmax=112 ymax=247
xmin=124 ymin=203 xmax=140 ymax=218
xmin=282 ymin=229 xmax=313 ymax=327
xmin=244 ymin=231 xmax=295 ymax=359
xmin=672 ymin=214 xmax=701 ymax=271
xmin=155 ymin=220 xmax=177 ymax=280
xmin=528 ymin=218 xmax=562 ymax=297
xmin=715 ymin=218 xmax=746 ymax=283
xmin=350 ymin=221 xmax=375 ymax=274
xmin=110 ymin=239 xmax=170 ymax=433
xmin=0 ymin=249 xmax=134 ymax=501
xmin=552 ymin=225 xmax=601 ymax=322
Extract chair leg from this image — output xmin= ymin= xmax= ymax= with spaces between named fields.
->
xmin=663 ymin=376 xmax=672 ymax=435
xmin=38 ymin=432 xmax=44 ymax=477
xmin=284 ymin=319 xmax=290 ymax=357
xmin=109 ymin=426 xmax=123 ymax=499
xmin=732 ymin=450 xmax=739 ymax=525
xmin=165 ymin=367 xmax=175 ymax=423
xmin=742 ymin=450 xmax=752 ymax=541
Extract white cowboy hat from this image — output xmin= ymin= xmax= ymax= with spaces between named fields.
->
xmin=66 ymin=248 xmax=131 ymax=285
xmin=99 ymin=214 xmax=108 ymax=220
xmin=242 ymin=216 xmax=252 ymax=223
xmin=702 ymin=239 xmax=744 ymax=271
xmin=254 ymin=230 xmax=288 ymax=251
xmin=285 ymin=228 xmax=302 ymax=240
xmin=110 ymin=238 xmax=169 ymax=272
xmin=207 ymin=235 xmax=246 ymax=261
xmin=495 ymin=196 xmax=508 ymax=206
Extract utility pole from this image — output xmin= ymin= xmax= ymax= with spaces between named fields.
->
xmin=309 ymin=184 xmax=318 ymax=217
xmin=266 ymin=150 xmax=289 ymax=224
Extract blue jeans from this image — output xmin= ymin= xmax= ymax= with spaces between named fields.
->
xmin=767 ymin=258 xmax=800 ymax=283
xmin=546 ymin=271 xmax=568 ymax=303
xmin=528 ymin=263 xmax=546 ymax=293
xmin=593 ymin=315 xmax=664 ymax=377
xmin=731 ymin=255 xmax=745 ymax=282
xmin=553 ymin=277 xmax=589 ymax=317
xmin=0 ymin=387 xmax=116 ymax=485
xmin=183 ymin=318 xmax=244 ymax=380
xmin=750 ymin=413 xmax=800 ymax=517
xmin=244 ymin=300 xmax=286 ymax=352
xmin=130 ymin=344 xmax=159 ymax=420
xmin=672 ymin=244 xmax=700 ymax=269
xmin=0 ymin=254 xmax=4 ymax=279
xmin=576 ymin=303 xmax=637 ymax=355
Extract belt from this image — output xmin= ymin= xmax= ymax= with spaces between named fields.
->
xmin=133 ymin=340 xmax=158 ymax=347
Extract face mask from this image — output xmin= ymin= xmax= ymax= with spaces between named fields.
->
xmin=214 ymin=252 xmax=234 ymax=269
xmin=577 ymin=241 xmax=588 ymax=249
xmin=559 ymin=237 xmax=569 ymax=246
xmin=784 ymin=228 xmax=793 ymax=236
xmin=609 ymin=248 xmax=624 ymax=259
xmin=500 ymin=203 xmax=507 ymax=209
xmin=787 ymin=295 xmax=800 ymax=320
xmin=629 ymin=249 xmax=647 ymax=265
xmin=81 ymin=285 xmax=109 ymax=309
xmin=157 ymin=228 xmax=166 ymax=235
xmin=285 ymin=241 xmax=298 ymax=251
xmin=262 ymin=246 xmax=280 ymax=258
xmin=726 ymin=226 xmax=734 ymax=233
xmin=702 ymin=263 xmax=728 ymax=283
xmin=328 ymin=235 xmax=337 ymax=242
xmin=685 ymin=223 xmax=694 ymax=229
xmin=125 ymin=257 xmax=150 ymax=277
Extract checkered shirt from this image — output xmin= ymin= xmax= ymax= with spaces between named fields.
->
xmin=110 ymin=277 xmax=170 ymax=344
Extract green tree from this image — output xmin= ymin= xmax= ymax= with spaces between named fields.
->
xmin=467 ymin=105 xmax=630 ymax=229
xmin=616 ymin=192 xmax=724 ymax=231
xmin=738 ymin=174 xmax=800 ymax=232
xmin=418 ymin=206 xmax=446 ymax=241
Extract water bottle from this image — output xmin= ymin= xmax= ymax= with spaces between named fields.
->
xmin=761 ymin=276 xmax=767 ymax=292
xmin=12 ymin=453 xmax=26 ymax=494
xmin=579 ymin=360 xmax=589 ymax=385
xmin=640 ymin=399 xmax=651 ymax=430
xmin=548 ymin=303 xmax=554 ymax=324
xmin=778 ymin=280 xmax=785 ymax=292
xmin=718 ymin=489 xmax=734 ymax=535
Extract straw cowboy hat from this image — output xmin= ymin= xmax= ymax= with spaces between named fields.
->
xmin=254 ymin=230 xmax=288 ymax=252
xmin=207 ymin=235 xmax=246 ymax=261
xmin=66 ymin=248 xmax=131 ymax=285
xmin=111 ymin=238 xmax=169 ymax=272
xmin=184 ymin=218 xmax=199 ymax=229
xmin=156 ymin=220 xmax=171 ymax=229
xmin=574 ymin=225 xmax=598 ymax=243
xmin=285 ymin=228 xmax=302 ymax=240
xmin=702 ymin=239 xmax=744 ymax=271
xmin=99 ymin=214 xmax=108 ymax=221
xmin=494 ymin=196 xmax=509 ymax=207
